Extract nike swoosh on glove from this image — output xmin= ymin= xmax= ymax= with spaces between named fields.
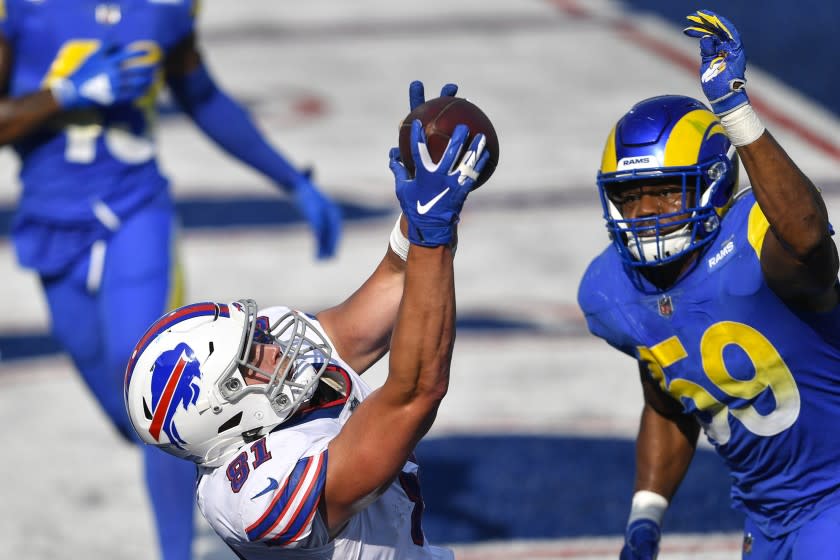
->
xmin=391 ymin=120 xmax=489 ymax=247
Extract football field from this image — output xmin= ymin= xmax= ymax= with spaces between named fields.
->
xmin=1 ymin=1 xmax=839 ymax=558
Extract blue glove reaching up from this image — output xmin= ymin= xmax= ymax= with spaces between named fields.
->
xmin=390 ymin=120 xmax=489 ymax=247
xmin=51 ymin=45 xmax=156 ymax=110
xmin=620 ymin=518 xmax=661 ymax=560
xmin=292 ymin=170 xmax=342 ymax=260
xmin=683 ymin=10 xmax=749 ymax=116
xmin=408 ymin=80 xmax=458 ymax=111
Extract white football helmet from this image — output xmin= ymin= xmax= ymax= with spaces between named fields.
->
xmin=124 ymin=299 xmax=332 ymax=467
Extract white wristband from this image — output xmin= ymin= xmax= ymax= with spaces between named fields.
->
xmin=389 ymin=214 xmax=409 ymax=261
xmin=627 ymin=490 xmax=669 ymax=526
xmin=720 ymin=104 xmax=765 ymax=147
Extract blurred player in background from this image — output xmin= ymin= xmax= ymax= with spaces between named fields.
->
xmin=124 ymin=81 xmax=489 ymax=558
xmin=577 ymin=9 xmax=840 ymax=560
xmin=0 ymin=1 xmax=340 ymax=558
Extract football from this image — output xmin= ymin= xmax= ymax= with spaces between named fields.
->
xmin=398 ymin=96 xmax=499 ymax=190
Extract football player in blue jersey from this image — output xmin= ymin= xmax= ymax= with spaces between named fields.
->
xmin=0 ymin=1 xmax=340 ymax=559
xmin=577 ymin=10 xmax=840 ymax=560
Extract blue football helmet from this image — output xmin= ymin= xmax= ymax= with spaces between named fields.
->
xmin=597 ymin=95 xmax=739 ymax=267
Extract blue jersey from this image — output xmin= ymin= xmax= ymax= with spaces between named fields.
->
xmin=578 ymin=190 xmax=840 ymax=538
xmin=0 ymin=0 xmax=196 ymax=272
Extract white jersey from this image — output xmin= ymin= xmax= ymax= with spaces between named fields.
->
xmin=196 ymin=306 xmax=453 ymax=560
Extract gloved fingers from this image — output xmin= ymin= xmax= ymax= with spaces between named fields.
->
xmin=315 ymin=201 xmax=341 ymax=259
xmin=109 ymin=48 xmax=149 ymax=67
xmin=453 ymin=132 xmax=487 ymax=190
xmin=439 ymin=123 xmax=470 ymax=173
xmin=685 ymin=10 xmax=737 ymax=42
xmin=695 ymin=10 xmax=738 ymax=41
xmin=409 ymin=80 xmax=459 ymax=111
xmin=439 ymin=83 xmax=458 ymax=98
xmin=294 ymin=188 xmax=338 ymax=260
xmin=389 ymin=147 xmax=410 ymax=182
xmin=698 ymin=35 xmax=720 ymax=58
xmin=117 ymin=70 xmax=155 ymax=100
xmin=120 ymin=66 xmax=155 ymax=86
xmin=472 ymin=139 xmax=491 ymax=177
xmin=408 ymin=119 xmax=431 ymax=171
xmin=409 ymin=80 xmax=425 ymax=111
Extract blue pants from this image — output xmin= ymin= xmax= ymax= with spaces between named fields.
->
xmin=744 ymin=500 xmax=840 ymax=559
xmin=40 ymin=192 xmax=195 ymax=560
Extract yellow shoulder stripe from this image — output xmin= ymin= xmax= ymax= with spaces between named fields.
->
xmin=747 ymin=202 xmax=770 ymax=258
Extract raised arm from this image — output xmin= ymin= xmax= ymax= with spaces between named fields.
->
xmin=739 ymin=134 xmax=837 ymax=308
xmin=683 ymin=10 xmax=838 ymax=310
xmin=316 ymin=82 xmax=460 ymax=374
xmin=320 ymin=108 xmax=489 ymax=531
xmin=164 ymin=33 xmax=341 ymax=259
xmin=316 ymin=215 xmax=409 ymax=375
xmin=621 ymin=363 xmax=700 ymax=560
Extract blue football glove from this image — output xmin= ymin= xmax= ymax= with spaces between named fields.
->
xmin=408 ymin=80 xmax=458 ymax=111
xmin=51 ymin=45 xmax=156 ymax=110
xmin=683 ymin=10 xmax=750 ymax=116
xmin=292 ymin=171 xmax=342 ymax=259
xmin=620 ymin=518 xmax=661 ymax=560
xmin=390 ymin=120 xmax=489 ymax=247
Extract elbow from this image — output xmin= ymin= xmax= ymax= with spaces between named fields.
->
xmin=775 ymin=214 xmax=835 ymax=263
xmin=798 ymin=233 xmax=839 ymax=279
xmin=414 ymin=367 xmax=450 ymax=404
xmin=417 ymin=378 xmax=449 ymax=404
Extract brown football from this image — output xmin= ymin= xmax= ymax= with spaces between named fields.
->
xmin=398 ymin=96 xmax=499 ymax=190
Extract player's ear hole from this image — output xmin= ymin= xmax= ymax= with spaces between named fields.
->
xmin=142 ymin=397 xmax=153 ymax=420
xmin=217 ymin=411 xmax=243 ymax=433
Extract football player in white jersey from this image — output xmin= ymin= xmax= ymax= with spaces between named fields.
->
xmin=124 ymin=81 xmax=492 ymax=558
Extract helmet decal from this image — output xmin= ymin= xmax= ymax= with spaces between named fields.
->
xmin=125 ymin=300 xmax=335 ymax=467
xmin=148 ymin=342 xmax=203 ymax=447
xmin=596 ymin=95 xmax=739 ymax=268
xmin=125 ymin=302 xmax=229 ymax=400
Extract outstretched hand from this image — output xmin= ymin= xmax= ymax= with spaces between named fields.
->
xmin=51 ymin=45 xmax=156 ymax=110
xmin=292 ymin=172 xmax=342 ymax=259
xmin=390 ymin=120 xmax=488 ymax=247
xmin=683 ymin=10 xmax=749 ymax=116
xmin=408 ymin=80 xmax=458 ymax=111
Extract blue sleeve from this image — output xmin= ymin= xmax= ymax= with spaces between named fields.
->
xmin=160 ymin=0 xmax=198 ymax=49
xmin=167 ymin=63 xmax=305 ymax=192
xmin=0 ymin=0 xmax=18 ymax=41
xmin=578 ymin=254 xmax=639 ymax=358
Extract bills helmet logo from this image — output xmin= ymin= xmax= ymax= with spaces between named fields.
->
xmin=148 ymin=342 xmax=203 ymax=449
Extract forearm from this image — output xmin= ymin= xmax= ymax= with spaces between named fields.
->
xmin=634 ymin=404 xmax=698 ymax=499
xmin=317 ymin=216 xmax=408 ymax=372
xmin=388 ymin=244 xmax=455 ymax=405
xmin=0 ymin=89 xmax=62 ymax=145
xmin=322 ymin=243 xmax=454 ymax=529
xmin=318 ymin=244 xmax=407 ymax=374
xmin=169 ymin=65 xmax=303 ymax=190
